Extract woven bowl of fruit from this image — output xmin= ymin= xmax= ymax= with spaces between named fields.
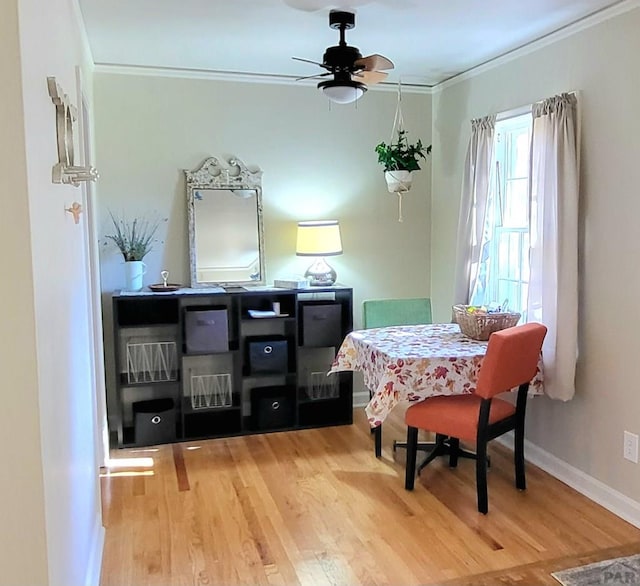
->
xmin=452 ymin=304 xmax=521 ymax=341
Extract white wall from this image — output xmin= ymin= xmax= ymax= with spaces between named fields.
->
xmin=0 ymin=2 xmax=48 ymax=584
xmin=93 ymin=74 xmax=432 ymax=409
xmin=94 ymin=75 xmax=432 ymax=312
xmin=0 ymin=0 xmax=103 ymax=584
xmin=431 ymin=5 xmax=640 ymax=504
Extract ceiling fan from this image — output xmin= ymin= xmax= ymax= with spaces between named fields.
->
xmin=293 ymin=10 xmax=394 ymax=104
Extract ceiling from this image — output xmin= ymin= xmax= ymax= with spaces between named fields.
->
xmin=78 ymin=0 xmax=624 ymax=87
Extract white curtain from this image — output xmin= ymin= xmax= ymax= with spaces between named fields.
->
xmin=453 ymin=115 xmax=496 ymax=305
xmin=528 ymin=93 xmax=579 ymax=401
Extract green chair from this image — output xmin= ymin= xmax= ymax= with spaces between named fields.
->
xmin=362 ymin=298 xmax=432 ymax=329
xmin=362 ymin=297 xmax=432 ymax=457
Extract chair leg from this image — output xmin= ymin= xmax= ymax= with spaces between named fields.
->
xmin=476 ymin=439 xmax=489 ymax=514
xmin=417 ymin=434 xmax=448 ymax=474
xmin=514 ymin=422 xmax=526 ymax=490
xmin=404 ymin=426 xmax=419 ymax=490
xmin=448 ymin=437 xmax=460 ymax=468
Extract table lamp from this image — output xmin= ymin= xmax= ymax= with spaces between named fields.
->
xmin=296 ymin=220 xmax=343 ymax=286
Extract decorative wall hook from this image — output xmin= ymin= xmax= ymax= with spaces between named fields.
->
xmin=47 ymin=77 xmax=99 ymax=187
xmin=65 ymin=202 xmax=83 ymax=224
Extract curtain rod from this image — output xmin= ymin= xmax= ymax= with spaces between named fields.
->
xmin=496 ymin=90 xmax=578 ymax=121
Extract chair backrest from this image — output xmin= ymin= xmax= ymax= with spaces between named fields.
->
xmin=362 ymin=298 xmax=432 ymax=329
xmin=475 ymin=323 xmax=547 ymax=400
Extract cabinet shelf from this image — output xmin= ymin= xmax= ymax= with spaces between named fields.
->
xmin=241 ymin=316 xmax=296 ymax=322
xmin=118 ymin=375 xmax=180 ymax=387
xmin=298 ymin=395 xmax=340 ymax=405
xmin=182 ymin=403 xmax=239 ymax=415
xmin=182 ymin=343 xmax=240 ymax=357
xmin=183 ymin=349 xmax=235 ymax=357
xmin=109 ymin=286 xmax=352 ymax=448
xmin=242 ymin=371 xmax=296 ymax=379
xmin=183 ymin=408 xmax=242 ymax=439
xmin=118 ymin=323 xmax=178 ymax=331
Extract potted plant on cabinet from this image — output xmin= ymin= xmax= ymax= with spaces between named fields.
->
xmin=374 ymin=129 xmax=432 ymax=193
xmin=105 ymin=211 xmax=163 ymax=291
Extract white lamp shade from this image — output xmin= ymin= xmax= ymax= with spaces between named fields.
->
xmin=296 ymin=220 xmax=343 ymax=257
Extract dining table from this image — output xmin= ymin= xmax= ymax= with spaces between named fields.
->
xmin=329 ymin=322 xmax=544 ymax=456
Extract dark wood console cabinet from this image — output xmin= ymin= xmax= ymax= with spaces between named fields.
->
xmin=109 ymin=286 xmax=353 ymax=448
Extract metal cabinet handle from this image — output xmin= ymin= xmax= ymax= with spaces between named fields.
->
xmin=271 ymin=401 xmax=280 ymax=410
xmin=264 ymin=345 xmax=273 ymax=354
xmin=151 ymin=415 xmax=162 ymax=425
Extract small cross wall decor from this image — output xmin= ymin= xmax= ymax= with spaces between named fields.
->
xmin=65 ymin=202 xmax=83 ymax=224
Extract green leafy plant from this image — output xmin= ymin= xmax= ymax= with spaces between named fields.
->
xmin=375 ymin=129 xmax=432 ymax=172
xmin=105 ymin=211 xmax=162 ymax=261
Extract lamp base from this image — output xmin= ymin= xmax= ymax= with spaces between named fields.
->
xmin=304 ymin=258 xmax=337 ymax=287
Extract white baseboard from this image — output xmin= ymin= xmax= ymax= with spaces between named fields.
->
xmin=84 ymin=516 xmax=105 ymax=586
xmin=497 ymin=434 xmax=640 ymax=529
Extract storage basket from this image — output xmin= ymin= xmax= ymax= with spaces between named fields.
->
xmin=190 ymin=373 xmax=232 ymax=410
xmin=126 ymin=340 xmax=177 ymax=383
xmin=307 ymin=371 xmax=339 ymax=400
xmin=452 ymin=305 xmax=521 ymax=341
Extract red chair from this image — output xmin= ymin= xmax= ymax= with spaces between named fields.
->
xmin=404 ymin=322 xmax=547 ymax=514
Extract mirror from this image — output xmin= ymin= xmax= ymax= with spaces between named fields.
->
xmin=185 ymin=156 xmax=265 ymax=287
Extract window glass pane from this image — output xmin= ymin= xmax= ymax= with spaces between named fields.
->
xmin=473 ymin=112 xmax=532 ymax=314
xmin=506 ymin=129 xmax=531 ymax=178
xmin=504 ymin=179 xmax=529 ymax=227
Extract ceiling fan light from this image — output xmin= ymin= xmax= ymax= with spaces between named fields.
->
xmin=318 ymin=79 xmax=366 ymax=104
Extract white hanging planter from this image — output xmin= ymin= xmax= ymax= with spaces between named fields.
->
xmin=375 ymin=82 xmax=430 ymax=222
xmin=384 ymin=170 xmax=413 ymax=193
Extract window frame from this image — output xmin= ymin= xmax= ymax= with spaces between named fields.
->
xmin=471 ymin=110 xmax=533 ymax=316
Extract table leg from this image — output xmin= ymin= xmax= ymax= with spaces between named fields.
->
xmin=374 ymin=425 xmax=382 ymax=458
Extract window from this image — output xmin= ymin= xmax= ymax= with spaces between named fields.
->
xmin=470 ymin=113 xmax=532 ymax=318
xmin=456 ymin=93 xmax=579 ymax=399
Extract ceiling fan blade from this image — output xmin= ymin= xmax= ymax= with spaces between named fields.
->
xmin=292 ymin=56 xmax=327 ymax=69
xmin=295 ymin=72 xmax=333 ymax=82
xmin=353 ymin=70 xmax=388 ymax=85
xmin=354 ymin=54 xmax=394 ymax=71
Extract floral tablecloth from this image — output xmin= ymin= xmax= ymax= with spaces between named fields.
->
xmin=329 ymin=322 xmax=543 ymax=427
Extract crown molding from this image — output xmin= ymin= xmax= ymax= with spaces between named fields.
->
xmin=91 ymin=1 xmax=639 ymax=96
xmin=433 ymin=0 xmax=640 ymax=92
xmin=94 ymin=63 xmax=310 ymax=85
xmin=93 ymin=63 xmax=433 ymax=94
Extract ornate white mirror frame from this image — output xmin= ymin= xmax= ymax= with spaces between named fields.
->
xmin=185 ymin=156 xmax=265 ymax=288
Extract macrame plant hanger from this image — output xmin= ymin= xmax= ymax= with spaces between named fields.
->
xmin=389 ymin=80 xmax=409 ymax=222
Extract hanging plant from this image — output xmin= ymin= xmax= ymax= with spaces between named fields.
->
xmin=374 ymin=129 xmax=431 ymax=172
xmin=374 ymin=82 xmax=433 ymax=221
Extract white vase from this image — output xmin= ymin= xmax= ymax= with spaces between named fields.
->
xmin=124 ymin=260 xmax=147 ymax=292
xmin=384 ymin=170 xmax=413 ymax=193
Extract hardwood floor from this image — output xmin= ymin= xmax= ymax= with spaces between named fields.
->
xmin=100 ymin=408 xmax=640 ymax=585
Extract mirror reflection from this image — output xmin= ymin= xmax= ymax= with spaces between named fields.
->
xmin=193 ymin=189 xmax=260 ymax=283
xmin=185 ymin=156 xmax=264 ymax=287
